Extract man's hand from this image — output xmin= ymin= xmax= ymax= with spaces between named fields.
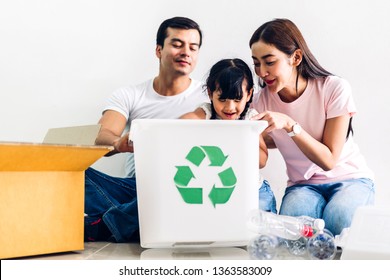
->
xmin=112 ymin=132 xmax=134 ymax=153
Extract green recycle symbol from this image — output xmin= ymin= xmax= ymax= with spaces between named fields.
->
xmin=173 ymin=146 xmax=237 ymax=207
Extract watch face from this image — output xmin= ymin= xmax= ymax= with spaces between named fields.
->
xmin=293 ymin=124 xmax=302 ymax=134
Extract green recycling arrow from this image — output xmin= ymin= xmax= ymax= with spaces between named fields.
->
xmin=174 ymin=166 xmax=202 ymax=204
xmin=174 ymin=166 xmax=195 ymax=186
xmin=201 ymin=146 xmax=228 ymax=166
xmin=176 ymin=186 xmax=203 ymax=204
xmin=208 ymin=167 xmax=237 ymax=207
xmin=218 ymin=167 xmax=237 ymax=186
xmin=186 ymin=146 xmax=228 ymax=167
xmin=185 ymin=146 xmax=206 ymax=166
xmin=174 ymin=145 xmax=237 ymax=207
xmin=208 ymin=185 xmax=235 ymax=207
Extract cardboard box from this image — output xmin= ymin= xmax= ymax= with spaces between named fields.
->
xmin=0 ymin=126 xmax=113 ymax=259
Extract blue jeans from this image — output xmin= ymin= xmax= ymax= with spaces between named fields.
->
xmin=259 ymin=179 xmax=277 ymax=214
xmin=85 ymin=168 xmax=277 ymax=242
xmin=84 ymin=168 xmax=139 ymax=242
xmin=279 ymin=178 xmax=375 ymax=236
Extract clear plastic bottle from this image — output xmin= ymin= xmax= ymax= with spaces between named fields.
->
xmin=286 ymin=237 xmax=308 ymax=256
xmin=247 ymin=234 xmax=281 ymax=260
xmin=247 ymin=209 xmax=323 ymax=240
xmin=307 ymin=219 xmax=336 ymax=260
xmin=285 ymin=216 xmax=320 ymax=256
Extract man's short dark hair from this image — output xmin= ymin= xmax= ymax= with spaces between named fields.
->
xmin=156 ymin=17 xmax=202 ymax=48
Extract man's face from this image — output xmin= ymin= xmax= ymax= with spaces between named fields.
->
xmin=156 ymin=27 xmax=200 ymax=76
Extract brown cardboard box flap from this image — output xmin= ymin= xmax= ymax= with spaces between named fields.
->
xmin=0 ymin=142 xmax=113 ymax=171
xmin=43 ymin=124 xmax=102 ymax=145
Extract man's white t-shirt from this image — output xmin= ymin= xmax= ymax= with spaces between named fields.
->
xmin=103 ymin=78 xmax=209 ymax=177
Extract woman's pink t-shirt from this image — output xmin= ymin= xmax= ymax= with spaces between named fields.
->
xmin=252 ymin=76 xmax=374 ymax=186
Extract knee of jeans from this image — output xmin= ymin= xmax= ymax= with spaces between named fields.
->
xmin=259 ymin=188 xmax=277 ymax=213
xmin=322 ymin=214 xmax=349 ymax=236
xmin=280 ymin=189 xmax=325 ymax=217
xmin=259 ymin=199 xmax=277 ymax=213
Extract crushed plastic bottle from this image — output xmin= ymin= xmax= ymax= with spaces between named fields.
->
xmin=247 ymin=209 xmax=323 ymax=240
xmin=247 ymin=234 xmax=281 ymax=260
xmin=247 ymin=210 xmax=337 ymax=260
xmin=285 ymin=216 xmax=321 ymax=256
xmin=307 ymin=219 xmax=336 ymax=260
xmin=286 ymin=237 xmax=308 ymax=256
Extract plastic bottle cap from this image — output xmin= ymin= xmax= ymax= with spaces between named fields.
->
xmin=302 ymin=225 xmax=314 ymax=237
xmin=314 ymin=219 xmax=325 ymax=231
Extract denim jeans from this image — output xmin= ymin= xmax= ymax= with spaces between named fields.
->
xmin=279 ymin=178 xmax=375 ymax=236
xmin=84 ymin=168 xmax=139 ymax=242
xmin=259 ymin=179 xmax=277 ymax=214
xmin=85 ymin=168 xmax=277 ymax=242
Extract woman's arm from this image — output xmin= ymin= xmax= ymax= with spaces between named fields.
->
xmin=253 ymin=111 xmax=350 ymax=171
xmin=293 ymin=115 xmax=350 ymax=170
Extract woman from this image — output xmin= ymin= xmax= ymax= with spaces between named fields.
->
xmin=249 ymin=18 xmax=374 ymax=236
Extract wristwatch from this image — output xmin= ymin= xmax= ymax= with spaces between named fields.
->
xmin=287 ymin=123 xmax=302 ymax=137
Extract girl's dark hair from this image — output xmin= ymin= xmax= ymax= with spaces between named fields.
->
xmin=249 ymin=18 xmax=353 ymax=137
xmin=156 ymin=16 xmax=202 ymax=47
xmin=206 ymin=58 xmax=254 ymax=120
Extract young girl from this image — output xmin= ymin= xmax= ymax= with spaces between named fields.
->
xmin=249 ymin=19 xmax=375 ymax=235
xmin=180 ymin=58 xmax=276 ymax=213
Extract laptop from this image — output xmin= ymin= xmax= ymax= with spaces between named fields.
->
xmin=130 ymin=119 xmax=268 ymax=248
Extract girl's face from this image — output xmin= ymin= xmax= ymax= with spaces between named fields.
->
xmin=251 ymin=40 xmax=297 ymax=94
xmin=209 ymin=80 xmax=253 ymax=120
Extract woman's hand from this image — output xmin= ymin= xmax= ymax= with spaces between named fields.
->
xmin=251 ymin=110 xmax=295 ymax=134
xmin=252 ymin=111 xmax=351 ymax=171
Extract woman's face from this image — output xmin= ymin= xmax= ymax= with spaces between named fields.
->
xmin=209 ymin=80 xmax=252 ymax=120
xmin=251 ymin=40 xmax=296 ymax=94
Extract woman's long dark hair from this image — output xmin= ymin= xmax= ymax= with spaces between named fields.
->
xmin=206 ymin=58 xmax=254 ymax=120
xmin=249 ymin=18 xmax=353 ymax=137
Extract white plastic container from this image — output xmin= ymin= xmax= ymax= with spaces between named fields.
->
xmin=130 ymin=119 xmax=268 ymax=248
xmin=340 ymin=205 xmax=390 ymax=259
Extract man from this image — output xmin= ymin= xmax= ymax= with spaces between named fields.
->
xmin=84 ymin=17 xmax=208 ymax=242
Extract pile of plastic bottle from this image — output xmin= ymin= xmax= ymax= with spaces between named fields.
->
xmin=247 ymin=209 xmax=336 ymax=260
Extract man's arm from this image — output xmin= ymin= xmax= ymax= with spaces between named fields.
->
xmin=95 ymin=110 xmax=133 ymax=156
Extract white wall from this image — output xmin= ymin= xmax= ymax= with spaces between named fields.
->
xmin=1 ymin=0 xmax=389 ymax=208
